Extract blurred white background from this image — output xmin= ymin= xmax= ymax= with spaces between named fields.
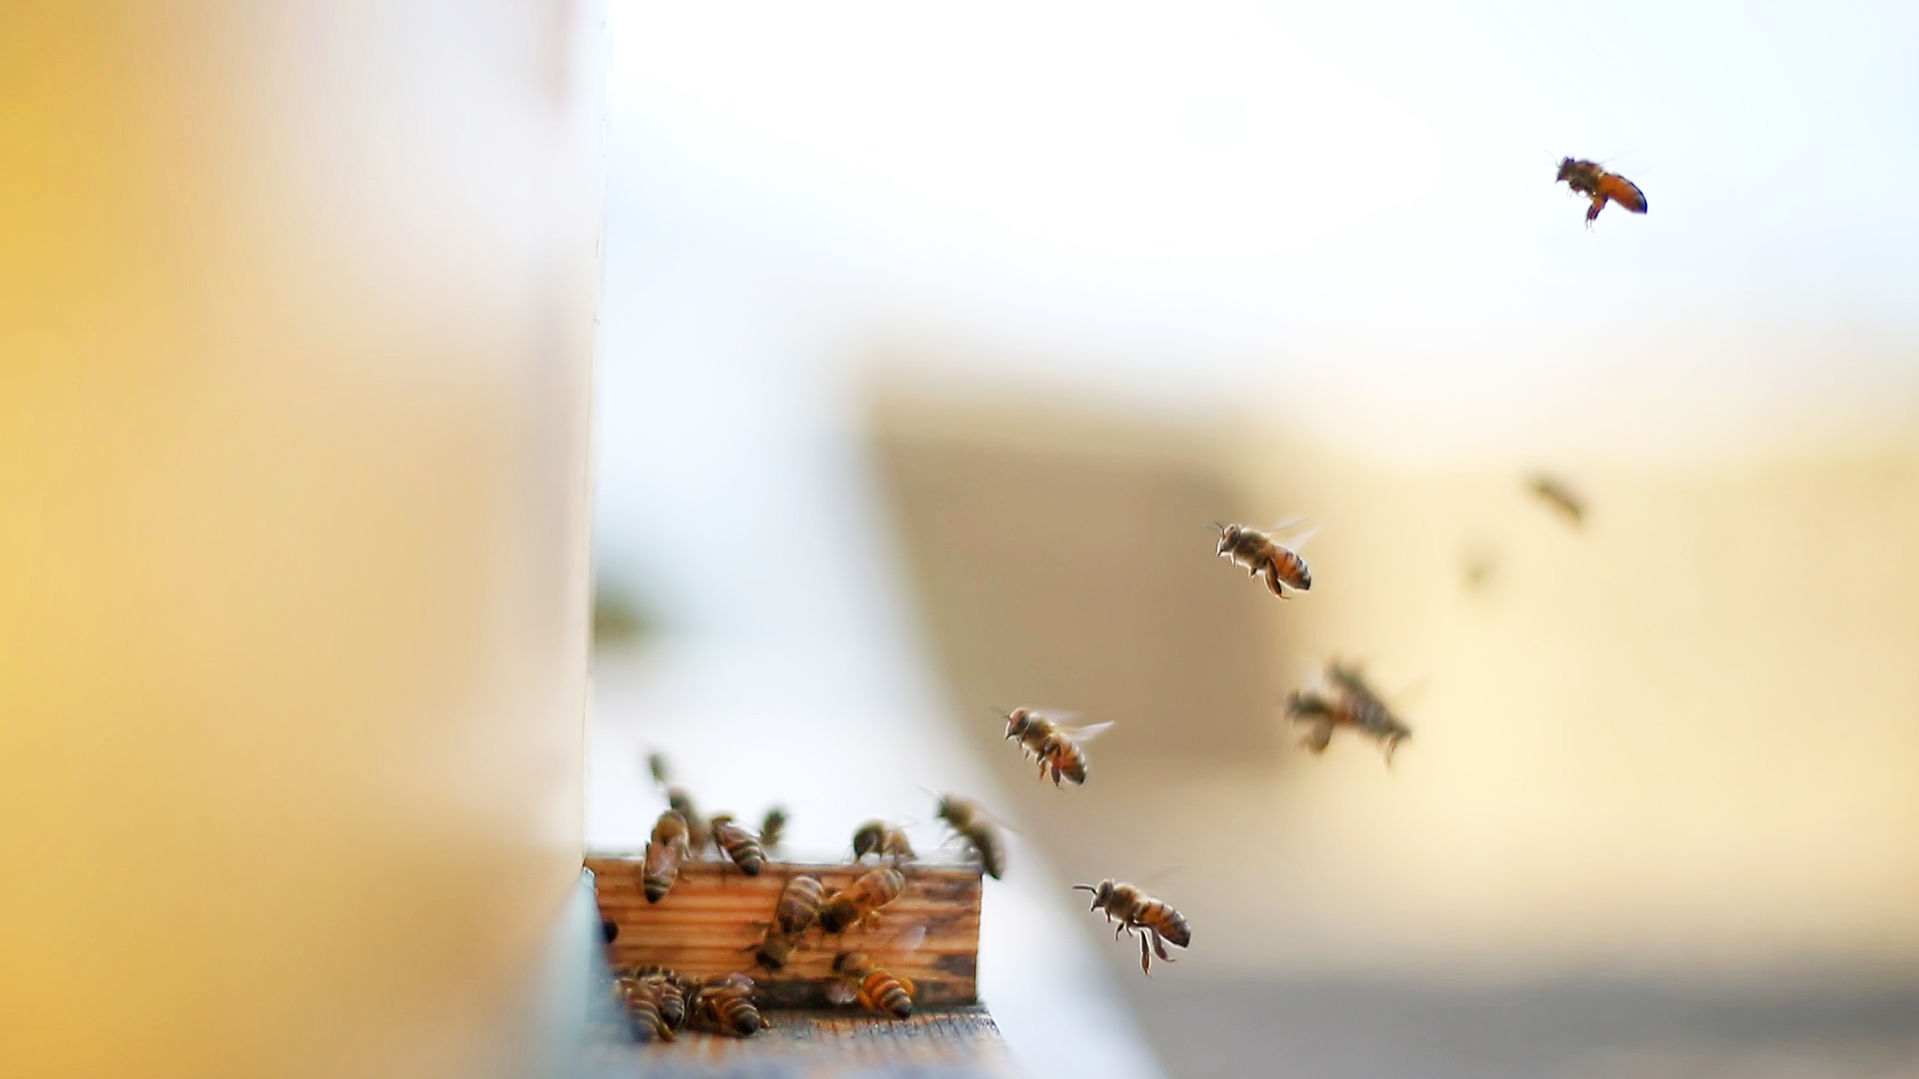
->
xmin=586 ymin=3 xmax=1919 ymax=1076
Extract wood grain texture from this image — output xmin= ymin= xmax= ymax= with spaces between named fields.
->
xmin=588 ymin=855 xmax=982 ymax=1008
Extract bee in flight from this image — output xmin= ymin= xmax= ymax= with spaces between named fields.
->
xmin=1525 ymin=471 xmax=1585 ymax=527
xmin=690 ymin=972 xmax=763 ymax=1037
xmin=1215 ymin=518 xmax=1315 ymax=598
xmin=829 ymin=926 xmax=927 ymax=1019
xmin=852 ymin=820 xmax=917 ymax=863
xmin=1555 ymin=157 xmax=1647 ymax=227
xmin=933 ymin=793 xmax=1007 ymax=880
xmin=642 ymin=809 xmax=692 ymax=904
xmin=759 ymin=806 xmax=788 ymax=852
xmin=1285 ymin=658 xmax=1414 ymax=764
xmin=645 ymin=751 xmax=713 ymax=853
xmin=1074 ymin=879 xmax=1192 ymax=976
xmin=819 ymin=866 xmax=908 ymax=934
xmin=708 ymin=813 xmax=766 ymax=876
xmin=999 ymin=707 xmax=1115 ymax=786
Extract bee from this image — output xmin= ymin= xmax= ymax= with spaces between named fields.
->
xmin=690 ymin=973 xmax=763 ymax=1037
xmin=1525 ymin=472 xmax=1584 ymax=527
xmin=616 ymin=966 xmax=689 ymax=1031
xmin=934 ymin=793 xmax=1006 ymax=880
xmin=747 ymin=924 xmax=807 ymax=971
xmin=665 ymin=788 xmax=711 ymax=854
xmin=1073 ymin=879 xmax=1192 ymax=976
xmin=613 ymin=973 xmax=676 ymax=1043
xmin=774 ymin=874 xmax=827 ymax=934
xmin=852 ymin=820 xmax=917 ymax=863
xmin=819 ymin=866 xmax=908 ymax=934
xmin=708 ymin=813 xmax=765 ymax=876
xmin=1000 ymin=708 xmax=1115 ymax=786
xmin=1555 ymin=157 xmax=1647 ymax=227
xmin=759 ymin=806 xmax=788 ymax=852
xmin=645 ymin=750 xmax=670 ymax=788
xmin=828 ymin=927 xmax=926 ymax=1019
xmin=642 ymin=809 xmax=692 ymax=903
xmin=1215 ymin=519 xmax=1315 ymax=598
xmin=1284 ymin=659 xmax=1414 ymax=764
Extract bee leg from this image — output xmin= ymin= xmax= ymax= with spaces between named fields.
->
xmin=1150 ymin=931 xmax=1175 ymax=964
xmin=1136 ymin=930 xmax=1155 ymax=976
xmin=1263 ymin=563 xmax=1288 ymax=598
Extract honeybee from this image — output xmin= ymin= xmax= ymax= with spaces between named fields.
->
xmin=1285 ymin=659 xmax=1414 ymax=764
xmin=613 ymin=973 xmax=676 ymax=1043
xmin=665 ymin=788 xmax=711 ymax=854
xmin=1000 ymin=707 xmax=1115 ymax=786
xmin=934 ymin=793 xmax=1006 ymax=880
xmin=708 ymin=813 xmax=765 ymax=876
xmin=616 ymin=966 xmax=687 ymax=1031
xmin=642 ymin=809 xmax=692 ymax=903
xmin=828 ymin=926 xmax=926 ymax=1019
xmin=747 ymin=923 xmax=807 ymax=971
xmin=691 ymin=973 xmax=763 ymax=1037
xmin=1525 ymin=472 xmax=1585 ymax=526
xmin=852 ymin=820 xmax=917 ymax=863
xmin=1555 ymin=157 xmax=1647 ymax=226
xmin=645 ymin=751 xmax=670 ymax=788
xmin=774 ymin=874 xmax=827 ymax=934
xmin=1074 ymin=879 xmax=1192 ymax=976
xmin=1215 ymin=519 xmax=1315 ymax=598
xmin=759 ymin=806 xmax=788 ymax=852
xmin=819 ymin=866 xmax=908 ymax=934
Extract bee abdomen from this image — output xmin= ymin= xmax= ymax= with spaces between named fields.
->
xmin=1145 ymin=903 xmax=1192 ymax=948
xmin=863 ymin=972 xmax=914 ymax=1018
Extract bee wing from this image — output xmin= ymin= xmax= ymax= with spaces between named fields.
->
xmin=1057 ymin=720 xmax=1116 ymax=743
xmin=825 ymin=980 xmax=858 ymax=1006
xmin=1024 ymin=708 xmax=1082 ymax=724
xmin=890 ymin=924 xmax=929 ymax=956
xmin=1133 ymin=865 xmax=1186 ymax=888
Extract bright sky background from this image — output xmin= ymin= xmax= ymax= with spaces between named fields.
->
xmin=605 ymin=0 xmax=1919 ymax=467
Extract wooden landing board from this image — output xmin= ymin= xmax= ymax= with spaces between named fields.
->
xmin=586 ymin=1007 xmax=1019 ymax=1079
xmin=587 ymin=855 xmax=982 ymax=1008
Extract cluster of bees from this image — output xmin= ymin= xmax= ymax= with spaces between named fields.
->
xmin=608 ymin=755 xmax=1019 ymax=1042
xmin=611 ymin=968 xmax=761 ymax=1041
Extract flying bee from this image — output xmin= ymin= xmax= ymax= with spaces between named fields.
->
xmin=613 ymin=973 xmax=676 ymax=1043
xmin=933 ymin=793 xmax=1007 ymax=880
xmin=645 ymin=750 xmax=670 ymax=788
xmin=999 ymin=708 xmax=1115 ymax=787
xmin=1555 ymin=157 xmax=1647 ymax=227
xmin=828 ymin=926 xmax=927 ymax=1019
xmin=1285 ymin=659 xmax=1414 ymax=764
xmin=690 ymin=973 xmax=763 ymax=1037
xmin=1525 ymin=472 xmax=1585 ymax=527
xmin=819 ymin=866 xmax=908 ymax=934
xmin=1073 ymin=879 xmax=1192 ymax=976
xmin=759 ymin=806 xmax=788 ymax=852
xmin=708 ymin=813 xmax=765 ymax=876
xmin=665 ymin=788 xmax=711 ymax=854
xmin=774 ymin=874 xmax=827 ymax=934
xmin=642 ymin=809 xmax=692 ymax=903
xmin=1215 ymin=518 xmax=1316 ymax=598
xmin=852 ymin=820 xmax=917 ymax=863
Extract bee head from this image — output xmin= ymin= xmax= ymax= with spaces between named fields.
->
xmin=852 ymin=820 xmax=884 ymax=858
xmin=1283 ymin=690 xmax=1326 ymax=718
xmin=708 ymin=812 xmax=734 ymax=828
xmin=666 ymin=788 xmax=696 ymax=815
xmin=1215 ymin=522 xmax=1240 ymax=555
xmin=1556 ymin=157 xmax=1578 ymax=181
xmin=1003 ymin=708 xmax=1031 ymax=739
xmin=1072 ymin=880 xmax=1116 ymax=907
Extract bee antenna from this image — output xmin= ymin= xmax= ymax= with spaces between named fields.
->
xmin=1071 ymin=884 xmax=1097 ymax=892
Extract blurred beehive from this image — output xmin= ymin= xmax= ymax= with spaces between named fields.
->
xmin=588 ymin=856 xmax=982 ymax=1008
